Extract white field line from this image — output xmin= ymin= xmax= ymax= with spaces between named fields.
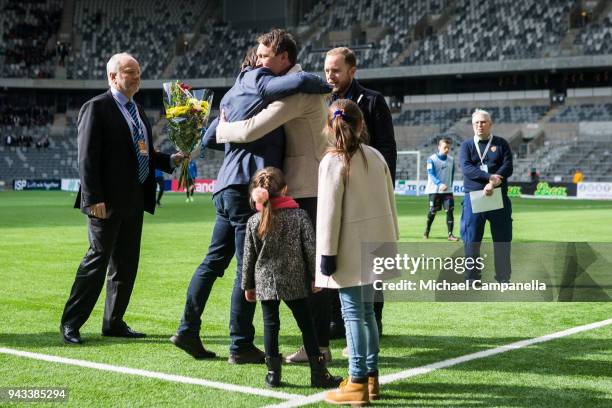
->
xmin=0 ymin=347 xmax=301 ymax=401
xmin=263 ymin=317 xmax=612 ymax=408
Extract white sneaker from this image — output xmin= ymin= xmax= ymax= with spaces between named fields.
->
xmin=285 ymin=346 xmax=332 ymax=363
xmin=190 ymin=196 xmax=194 ymax=202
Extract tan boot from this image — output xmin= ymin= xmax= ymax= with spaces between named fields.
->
xmin=368 ymin=375 xmax=379 ymax=401
xmin=324 ymin=377 xmax=369 ymax=406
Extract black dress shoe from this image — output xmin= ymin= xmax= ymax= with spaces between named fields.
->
xmin=228 ymin=346 xmax=266 ymax=364
xmin=102 ymin=326 xmax=146 ymax=338
xmin=170 ymin=334 xmax=216 ymax=359
xmin=60 ymin=324 xmax=82 ymax=345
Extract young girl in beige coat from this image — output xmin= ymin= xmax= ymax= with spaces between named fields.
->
xmin=317 ymin=100 xmax=399 ymax=406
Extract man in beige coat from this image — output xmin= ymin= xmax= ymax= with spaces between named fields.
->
xmin=216 ymin=29 xmax=334 ymax=362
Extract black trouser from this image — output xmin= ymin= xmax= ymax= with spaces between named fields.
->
xmin=61 ymin=206 xmax=144 ymax=332
xmin=296 ymin=197 xmax=332 ymax=347
xmin=156 ymin=179 xmax=164 ymax=203
xmin=261 ymin=298 xmax=320 ymax=358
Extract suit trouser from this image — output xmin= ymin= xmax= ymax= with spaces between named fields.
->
xmin=61 ymin=207 xmax=144 ymax=331
xmin=460 ymin=194 xmax=513 ymax=282
xmin=295 ymin=197 xmax=333 ymax=348
xmin=177 ymin=186 xmax=256 ymax=353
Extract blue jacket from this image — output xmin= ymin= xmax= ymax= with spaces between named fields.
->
xmin=203 ymin=67 xmax=332 ymax=195
xmin=460 ymin=135 xmax=513 ymax=194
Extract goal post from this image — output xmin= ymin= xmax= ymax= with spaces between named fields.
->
xmin=396 ymin=150 xmax=422 ymax=196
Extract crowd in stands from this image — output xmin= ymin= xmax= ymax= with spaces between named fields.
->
xmin=550 ymin=103 xmax=612 ymax=122
xmin=0 ymin=105 xmax=53 ymax=127
xmin=172 ymin=22 xmax=260 ymax=79
xmin=574 ymin=9 xmax=612 ymax=55
xmin=0 ymin=0 xmax=62 ymax=78
xmin=66 ymin=0 xmax=206 ymax=80
xmin=403 ymin=0 xmax=573 ymax=66
xmin=393 ymin=105 xmax=549 ymax=127
xmin=298 ymin=0 xmax=450 ymax=72
xmin=0 ymin=0 xmax=611 ymax=79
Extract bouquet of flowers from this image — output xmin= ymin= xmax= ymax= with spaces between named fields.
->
xmin=163 ymin=81 xmax=213 ymax=190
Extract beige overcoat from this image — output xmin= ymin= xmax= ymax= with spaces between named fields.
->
xmin=315 ymin=145 xmax=399 ymax=289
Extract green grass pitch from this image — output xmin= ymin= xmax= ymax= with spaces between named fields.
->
xmin=1 ymin=191 xmax=611 ymax=407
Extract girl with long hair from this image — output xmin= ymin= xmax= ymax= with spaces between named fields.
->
xmin=317 ymin=99 xmax=399 ymax=405
xmin=242 ymin=167 xmax=342 ymax=389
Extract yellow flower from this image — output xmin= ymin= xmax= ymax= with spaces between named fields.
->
xmin=166 ymin=105 xmax=190 ymax=118
xmin=188 ymin=99 xmax=209 ymax=113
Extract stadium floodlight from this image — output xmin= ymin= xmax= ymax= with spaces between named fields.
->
xmin=397 ymin=150 xmax=421 ymax=196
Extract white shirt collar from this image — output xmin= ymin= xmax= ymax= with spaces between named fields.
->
xmin=110 ymin=87 xmax=131 ymax=105
xmin=474 ymin=133 xmax=492 ymax=142
xmin=287 ymin=63 xmax=302 ymax=74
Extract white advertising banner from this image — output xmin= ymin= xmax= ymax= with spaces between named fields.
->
xmin=395 ymin=180 xmax=465 ymax=196
xmin=61 ymin=179 xmax=80 ymax=192
xmin=576 ymin=182 xmax=612 ymax=200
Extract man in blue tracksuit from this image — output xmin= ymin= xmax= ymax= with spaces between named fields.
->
xmin=459 ymin=109 xmax=513 ymax=284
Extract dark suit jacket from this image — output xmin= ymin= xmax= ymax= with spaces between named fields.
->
xmin=343 ymin=80 xmax=397 ymax=183
xmin=74 ymin=90 xmax=173 ymax=217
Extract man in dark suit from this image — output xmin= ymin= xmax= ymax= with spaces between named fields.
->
xmin=324 ymin=47 xmax=396 ymax=341
xmin=284 ymin=46 xmax=397 ymax=362
xmin=60 ymin=53 xmax=185 ymax=344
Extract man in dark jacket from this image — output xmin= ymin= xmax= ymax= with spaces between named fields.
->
xmin=460 ymin=109 xmax=513 ymax=284
xmin=60 ymin=53 xmax=185 ymax=345
xmin=307 ymin=47 xmax=396 ymax=349
xmin=325 ymin=47 xmax=397 ymax=181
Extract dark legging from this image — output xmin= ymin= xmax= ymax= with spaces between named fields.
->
xmin=261 ymin=297 xmax=320 ymax=358
xmin=426 ymin=208 xmax=454 ymax=235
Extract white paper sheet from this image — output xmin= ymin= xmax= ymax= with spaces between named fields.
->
xmin=469 ymin=188 xmax=503 ymax=213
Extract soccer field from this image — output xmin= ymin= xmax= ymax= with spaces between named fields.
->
xmin=1 ymin=191 xmax=611 ymax=407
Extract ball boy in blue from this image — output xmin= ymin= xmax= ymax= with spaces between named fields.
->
xmin=424 ymin=137 xmax=459 ymax=241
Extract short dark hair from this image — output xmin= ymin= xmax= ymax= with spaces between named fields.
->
xmin=326 ymin=47 xmax=357 ymax=68
xmin=257 ymin=28 xmax=297 ymax=65
xmin=438 ymin=137 xmax=452 ymax=146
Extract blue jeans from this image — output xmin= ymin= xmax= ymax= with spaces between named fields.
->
xmin=460 ymin=194 xmax=512 ymax=282
xmin=339 ymin=284 xmax=379 ymax=378
xmin=177 ymin=186 xmax=256 ymax=353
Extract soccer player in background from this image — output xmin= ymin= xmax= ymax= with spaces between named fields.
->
xmin=186 ymin=160 xmax=197 ymax=202
xmin=423 ymin=137 xmax=459 ymax=241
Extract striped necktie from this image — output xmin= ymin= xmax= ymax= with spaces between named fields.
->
xmin=125 ymin=101 xmax=149 ymax=183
